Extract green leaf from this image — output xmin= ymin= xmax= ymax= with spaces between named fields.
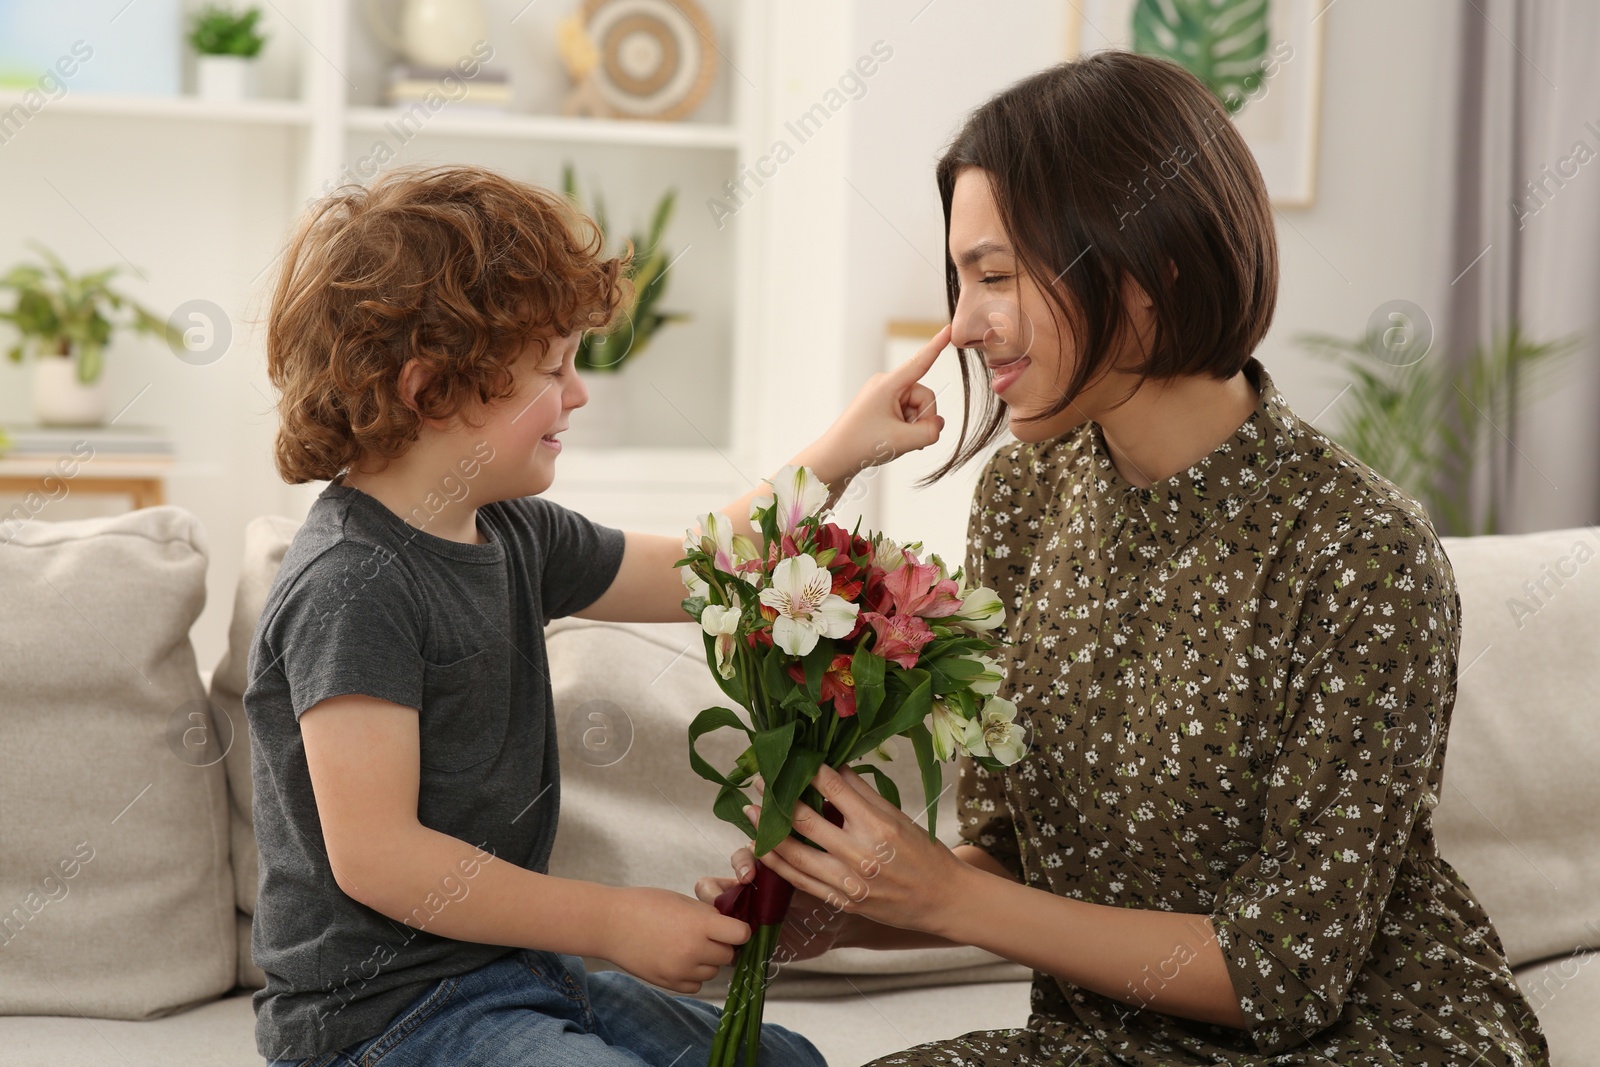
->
xmin=714 ymin=782 xmax=757 ymax=840
xmin=754 ymin=747 xmax=827 ymax=856
xmin=849 ymin=762 xmax=901 ymax=809
xmin=1131 ymin=0 xmax=1270 ymax=114
xmin=850 ymin=645 xmax=887 ymax=732
xmin=801 ymin=638 xmax=833 ymax=702
xmin=687 ymin=706 xmax=751 ymax=789
xmin=751 ymin=721 xmax=796 ymax=786
xmin=844 ymin=669 xmax=933 ymax=763
xmin=906 ymin=723 xmax=943 ymax=841
xmin=700 ymin=631 xmax=747 ymax=708
xmin=926 ymin=653 xmax=985 ymax=696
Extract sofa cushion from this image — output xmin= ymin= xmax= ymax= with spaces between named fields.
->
xmin=1514 ymin=951 xmax=1600 ymax=1067
xmin=1434 ymin=529 xmax=1600 ymax=968
xmin=543 ymin=616 xmax=1030 ymax=996
xmin=0 ymin=506 xmax=235 ymax=1018
xmin=207 ymin=515 xmax=300 ymax=922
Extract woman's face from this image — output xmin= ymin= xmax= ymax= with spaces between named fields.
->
xmin=947 ymin=166 xmax=1153 ymax=442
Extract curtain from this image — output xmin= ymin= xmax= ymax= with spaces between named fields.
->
xmin=1445 ymin=0 xmax=1600 ymax=533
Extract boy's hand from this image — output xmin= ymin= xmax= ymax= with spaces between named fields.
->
xmin=601 ymin=886 xmax=751 ymax=994
xmin=695 ymin=861 xmax=850 ymax=965
xmin=813 ymin=323 xmax=951 ymax=480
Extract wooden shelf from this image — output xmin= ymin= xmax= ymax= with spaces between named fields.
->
xmin=0 ymin=90 xmax=314 ymax=126
xmin=344 ymin=106 xmax=739 ymax=149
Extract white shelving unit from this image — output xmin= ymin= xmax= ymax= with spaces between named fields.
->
xmin=1 ymin=0 xmax=869 ymax=540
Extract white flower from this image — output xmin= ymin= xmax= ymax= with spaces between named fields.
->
xmin=687 ymin=510 xmax=753 ymax=574
xmin=679 ymin=565 xmax=710 ymax=600
xmin=962 ymin=652 xmax=1005 ymax=696
xmin=872 ymin=535 xmax=921 ymax=572
xmin=966 ymin=696 xmax=1027 ymax=766
xmin=751 ymin=465 xmax=831 ymax=535
xmin=930 ymin=699 xmax=982 ymax=762
xmin=700 ymin=591 xmax=742 ymax=679
xmin=953 ymin=586 xmax=1005 ymax=630
xmin=757 ymin=554 xmax=859 ymax=655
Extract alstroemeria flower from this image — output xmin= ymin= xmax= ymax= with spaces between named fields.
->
xmin=859 ymin=610 xmax=936 ymax=669
xmin=757 ymin=554 xmax=859 ymax=656
xmin=815 ymin=522 xmax=871 ymax=591
xmin=930 ymin=699 xmax=982 ymax=762
xmin=952 ymin=586 xmax=1005 ymax=630
xmin=688 ymin=510 xmax=759 ymax=575
xmin=752 ymin=465 xmax=831 ymax=536
xmin=881 ymin=557 xmax=963 ymax=619
xmin=785 ymin=653 xmax=858 ymax=716
xmin=680 ymin=565 xmax=710 ymax=600
xmin=700 ymin=591 xmax=743 ymax=679
xmin=872 ymin=535 xmax=915 ymax=572
xmin=961 ymin=652 xmax=1005 ymax=696
xmin=967 ymin=696 xmax=1027 ymax=766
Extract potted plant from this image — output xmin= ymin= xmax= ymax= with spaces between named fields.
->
xmin=0 ymin=242 xmax=182 ymax=426
xmin=189 ymin=4 xmax=268 ymax=102
xmin=560 ymin=163 xmax=689 ymax=446
xmin=1297 ymin=320 xmax=1582 ymax=536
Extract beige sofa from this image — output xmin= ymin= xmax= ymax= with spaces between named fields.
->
xmin=1 ymin=506 xmax=1595 ymax=1067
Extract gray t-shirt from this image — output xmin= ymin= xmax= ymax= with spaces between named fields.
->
xmin=243 ymin=475 xmax=626 ymax=1060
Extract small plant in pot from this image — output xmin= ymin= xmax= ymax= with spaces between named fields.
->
xmin=560 ymin=163 xmax=689 ymax=446
xmin=0 ymin=242 xmax=182 ymax=426
xmin=189 ymin=4 xmax=268 ymax=102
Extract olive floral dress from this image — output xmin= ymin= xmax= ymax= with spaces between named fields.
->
xmin=871 ymin=359 xmax=1549 ymax=1067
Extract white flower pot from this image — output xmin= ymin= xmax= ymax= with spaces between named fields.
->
xmin=196 ymin=55 xmax=260 ymax=101
xmin=563 ymin=369 xmax=630 ymax=448
xmin=33 ymin=355 xmax=108 ymax=426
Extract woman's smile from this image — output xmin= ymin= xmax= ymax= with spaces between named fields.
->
xmin=988 ymin=355 xmax=1030 ymax=394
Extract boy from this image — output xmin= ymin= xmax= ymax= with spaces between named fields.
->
xmin=245 ymin=164 xmax=947 ymax=1066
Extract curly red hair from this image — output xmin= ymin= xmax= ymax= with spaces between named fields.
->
xmin=266 ymin=164 xmax=630 ymax=484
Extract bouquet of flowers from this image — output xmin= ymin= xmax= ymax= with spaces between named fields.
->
xmin=678 ymin=465 xmax=1027 ymax=1067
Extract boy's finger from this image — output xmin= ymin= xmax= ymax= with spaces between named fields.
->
xmin=889 ymin=323 xmax=951 ymax=384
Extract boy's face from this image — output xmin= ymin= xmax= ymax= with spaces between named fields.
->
xmin=465 ymin=329 xmax=588 ymax=498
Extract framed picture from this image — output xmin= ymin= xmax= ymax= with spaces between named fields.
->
xmin=1065 ymin=0 xmax=1326 ymax=207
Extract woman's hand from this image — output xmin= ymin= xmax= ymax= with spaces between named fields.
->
xmin=809 ymin=324 xmax=951 ymax=484
xmin=740 ymin=763 xmax=973 ymax=938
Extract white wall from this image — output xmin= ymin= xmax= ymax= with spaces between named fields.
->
xmin=1 ymin=0 xmax=1474 ymax=674
xmin=825 ymin=0 xmax=1468 ymax=550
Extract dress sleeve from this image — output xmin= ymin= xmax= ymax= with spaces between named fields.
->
xmin=1208 ymin=518 xmax=1460 ymax=1054
xmin=955 ymin=446 xmax=1029 ymax=879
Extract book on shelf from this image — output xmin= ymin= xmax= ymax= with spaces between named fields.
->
xmin=0 ymin=423 xmax=174 ymax=461
xmin=384 ymin=62 xmax=511 ymax=110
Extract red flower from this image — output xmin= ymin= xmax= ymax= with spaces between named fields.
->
xmin=784 ymin=653 xmax=858 ymax=716
xmin=815 ymin=523 xmax=871 ymax=583
xmin=859 ymin=611 xmax=936 ymax=669
xmin=862 ymin=565 xmax=894 ymax=616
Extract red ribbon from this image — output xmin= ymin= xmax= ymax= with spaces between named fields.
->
xmin=714 ymin=801 xmax=843 ymax=926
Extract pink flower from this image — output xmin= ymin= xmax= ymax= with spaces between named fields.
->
xmin=860 ymin=611 xmax=936 ymax=669
xmin=880 ymin=557 xmax=963 ymax=619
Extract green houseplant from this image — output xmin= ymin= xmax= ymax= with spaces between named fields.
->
xmin=189 ymin=4 xmax=268 ymax=101
xmin=0 ymin=241 xmax=181 ymax=425
xmin=560 ymin=162 xmax=689 ymax=373
xmin=1297 ymin=321 xmax=1582 ymax=536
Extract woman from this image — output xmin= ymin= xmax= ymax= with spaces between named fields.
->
xmin=697 ymin=51 xmax=1550 ymax=1066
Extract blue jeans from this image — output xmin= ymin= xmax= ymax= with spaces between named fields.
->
xmin=265 ymin=948 xmax=827 ymax=1066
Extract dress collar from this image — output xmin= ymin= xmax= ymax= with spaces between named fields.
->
xmin=1071 ymin=358 xmax=1308 ymax=548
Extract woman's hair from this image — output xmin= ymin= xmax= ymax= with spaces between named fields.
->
xmin=923 ymin=49 xmax=1278 ymax=485
xmin=266 ymin=164 xmax=630 ymax=484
